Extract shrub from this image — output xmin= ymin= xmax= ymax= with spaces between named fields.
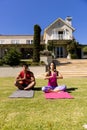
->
xmin=82 ymin=46 xmax=87 ymax=53
xmin=2 ymin=47 xmax=21 ymax=66
xmin=0 ymin=59 xmax=3 ymax=66
xmin=31 ymin=62 xmax=40 ymax=66
xmin=71 ymin=53 xmax=78 ymax=59
xmin=40 ymin=61 xmax=45 ymax=65
xmin=20 ymin=60 xmax=32 ymax=66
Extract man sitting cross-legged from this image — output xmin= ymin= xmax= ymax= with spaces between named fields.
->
xmin=14 ymin=64 xmax=36 ymax=90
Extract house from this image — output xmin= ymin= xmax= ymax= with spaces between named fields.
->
xmin=0 ymin=16 xmax=86 ymax=59
xmin=0 ymin=35 xmax=34 ymax=58
xmin=43 ymin=16 xmax=75 ymax=58
xmin=0 ymin=34 xmax=45 ymax=58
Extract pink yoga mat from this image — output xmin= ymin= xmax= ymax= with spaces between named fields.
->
xmin=45 ymin=91 xmax=74 ymax=99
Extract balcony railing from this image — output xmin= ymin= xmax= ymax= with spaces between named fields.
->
xmin=51 ymin=34 xmax=70 ymax=40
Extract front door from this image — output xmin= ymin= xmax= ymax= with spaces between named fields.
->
xmin=57 ymin=47 xmax=64 ymax=58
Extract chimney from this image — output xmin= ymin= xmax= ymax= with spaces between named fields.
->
xmin=65 ymin=16 xmax=72 ymax=25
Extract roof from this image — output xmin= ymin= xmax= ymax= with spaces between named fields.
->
xmin=44 ymin=17 xmax=75 ymax=32
xmin=0 ymin=34 xmax=33 ymax=36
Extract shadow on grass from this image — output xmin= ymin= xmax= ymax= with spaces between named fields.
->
xmin=33 ymin=87 xmax=42 ymax=91
xmin=34 ymin=87 xmax=78 ymax=93
xmin=66 ymin=87 xmax=78 ymax=93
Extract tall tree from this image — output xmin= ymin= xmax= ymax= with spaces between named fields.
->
xmin=33 ymin=24 xmax=41 ymax=62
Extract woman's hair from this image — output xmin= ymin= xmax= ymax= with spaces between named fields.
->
xmin=47 ymin=61 xmax=58 ymax=76
xmin=48 ymin=61 xmax=56 ymax=71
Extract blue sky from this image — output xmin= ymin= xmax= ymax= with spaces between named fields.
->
xmin=0 ymin=0 xmax=87 ymax=44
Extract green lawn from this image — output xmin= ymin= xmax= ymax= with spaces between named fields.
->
xmin=0 ymin=77 xmax=87 ymax=130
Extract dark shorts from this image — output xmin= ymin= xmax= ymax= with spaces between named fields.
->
xmin=22 ymin=83 xmax=28 ymax=88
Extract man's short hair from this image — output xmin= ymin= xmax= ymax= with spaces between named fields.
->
xmin=22 ymin=64 xmax=28 ymax=68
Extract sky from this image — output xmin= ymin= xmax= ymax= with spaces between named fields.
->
xmin=0 ymin=0 xmax=87 ymax=44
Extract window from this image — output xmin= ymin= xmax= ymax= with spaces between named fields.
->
xmin=26 ymin=40 xmax=33 ymax=44
xmin=11 ymin=40 xmax=19 ymax=44
xmin=57 ymin=47 xmax=64 ymax=58
xmin=31 ymin=40 xmax=33 ymax=44
xmin=26 ymin=40 xmax=30 ymax=44
xmin=66 ymin=29 xmax=69 ymax=34
xmin=0 ymin=40 xmax=5 ymax=44
xmin=58 ymin=31 xmax=63 ymax=39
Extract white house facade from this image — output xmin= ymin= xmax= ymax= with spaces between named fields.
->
xmin=0 ymin=16 xmax=85 ymax=59
xmin=43 ymin=17 xmax=76 ymax=58
xmin=43 ymin=17 xmax=75 ymax=44
xmin=0 ymin=35 xmax=34 ymax=58
xmin=0 ymin=35 xmax=34 ymax=45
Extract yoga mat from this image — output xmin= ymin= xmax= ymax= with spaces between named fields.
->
xmin=9 ymin=89 xmax=34 ymax=98
xmin=45 ymin=91 xmax=74 ymax=99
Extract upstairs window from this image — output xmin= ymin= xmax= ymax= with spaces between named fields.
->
xmin=11 ymin=40 xmax=19 ymax=44
xmin=58 ymin=31 xmax=63 ymax=39
xmin=58 ymin=31 xmax=63 ymax=34
xmin=0 ymin=40 xmax=5 ymax=44
xmin=26 ymin=40 xmax=30 ymax=44
xmin=26 ymin=40 xmax=33 ymax=44
xmin=31 ymin=40 xmax=33 ymax=44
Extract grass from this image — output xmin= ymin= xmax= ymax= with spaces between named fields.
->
xmin=0 ymin=77 xmax=87 ymax=130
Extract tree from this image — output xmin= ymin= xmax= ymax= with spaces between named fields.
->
xmin=33 ymin=24 xmax=41 ymax=62
xmin=83 ymin=46 xmax=87 ymax=54
xmin=2 ymin=47 xmax=21 ymax=66
xmin=67 ymin=39 xmax=79 ymax=59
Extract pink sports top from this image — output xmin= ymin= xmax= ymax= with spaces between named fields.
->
xmin=48 ymin=71 xmax=58 ymax=88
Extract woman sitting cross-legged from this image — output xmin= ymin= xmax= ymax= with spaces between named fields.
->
xmin=42 ymin=61 xmax=66 ymax=93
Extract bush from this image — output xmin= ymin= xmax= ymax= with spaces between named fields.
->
xmin=31 ymin=62 xmax=40 ymax=66
xmin=0 ymin=59 xmax=3 ymax=66
xmin=20 ymin=60 xmax=32 ymax=66
xmin=83 ymin=46 xmax=87 ymax=53
xmin=2 ymin=47 xmax=21 ymax=66
xmin=71 ymin=53 xmax=78 ymax=59
xmin=67 ymin=40 xmax=80 ymax=59
xmin=40 ymin=61 xmax=45 ymax=65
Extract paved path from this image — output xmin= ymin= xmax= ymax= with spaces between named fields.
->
xmin=0 ymin=59 xmax=87 ymax=78
xmin=0 ymin=66 xmax=45 ymax=78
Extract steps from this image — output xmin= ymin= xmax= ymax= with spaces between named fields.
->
xmin=56 ymin=59 xmax=87 ymax=78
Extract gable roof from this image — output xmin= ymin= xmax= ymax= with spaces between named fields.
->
xmin=44 ymin=17 xmax=75 ymax=32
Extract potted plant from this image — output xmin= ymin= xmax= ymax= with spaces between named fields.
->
xmin=40 ymin=50 xmax=53 ymax=64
